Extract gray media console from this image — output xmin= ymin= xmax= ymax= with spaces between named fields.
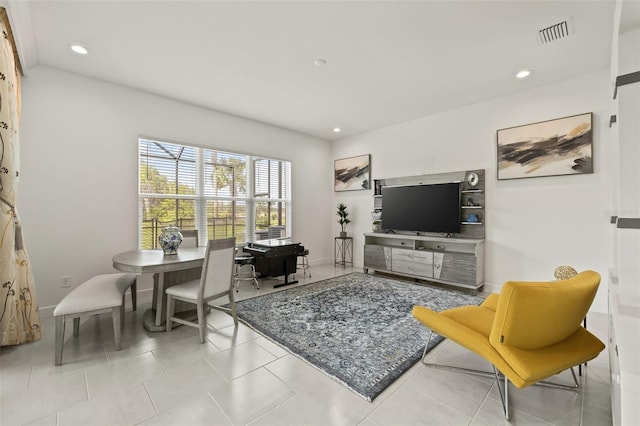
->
xmin=363 ymin=233 xmax=484 ymax=293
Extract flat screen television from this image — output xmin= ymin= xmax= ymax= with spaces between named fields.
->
xmin=381 ymin=182 xmax=461 ymax=234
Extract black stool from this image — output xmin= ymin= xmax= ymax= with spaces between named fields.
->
xmin=234 ymin=255 xmax=259 ymax=292
xmin=297 ymin=249 xmax=311 ymax=277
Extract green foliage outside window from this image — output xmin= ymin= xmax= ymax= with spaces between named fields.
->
xmin=139 ymin=139 xmax=289 ymax=249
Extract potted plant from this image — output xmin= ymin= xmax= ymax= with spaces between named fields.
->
xmin=371 ymin=209 xmax=382 ymax=232
xmin=336 ymin=203 xmax=351 ymax=238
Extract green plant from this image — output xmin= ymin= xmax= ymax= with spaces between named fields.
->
xmin=336 ymin=203 xmax=351 ymax=233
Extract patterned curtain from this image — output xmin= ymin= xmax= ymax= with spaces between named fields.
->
xmin=0 ymin=9 xmax=41 ymax=346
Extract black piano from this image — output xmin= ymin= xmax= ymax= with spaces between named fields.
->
xmin=244 ymin=239 xmax=305 ymax=288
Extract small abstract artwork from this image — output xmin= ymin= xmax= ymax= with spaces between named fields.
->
xmin=497 ymin=113 xmax=593 ymax=180
xmin=335 ymin=154 xmax=370 ymax=191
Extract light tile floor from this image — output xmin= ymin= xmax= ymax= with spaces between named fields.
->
xmin=1 ymin=265 xmax=612 ymax=426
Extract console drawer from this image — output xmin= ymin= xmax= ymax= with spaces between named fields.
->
xmin=392 ymin=248 xmax=433 ymax=263
xmin=392 ymin=249 xmax=433 ymax=277
xmin=392 ymin=260 xmax=433 ymax=277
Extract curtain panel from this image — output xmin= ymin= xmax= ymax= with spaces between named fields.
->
xmin=0 ymin=9 xmax=41 ymax=346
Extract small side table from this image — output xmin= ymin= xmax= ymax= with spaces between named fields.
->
xmin=334 ymin=237 xmax=353 ymax=268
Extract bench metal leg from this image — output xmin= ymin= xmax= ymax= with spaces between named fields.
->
xmin=111 ymin=307 xmax=122 ymax=351
xmin=55 ymin=316 xmax=65 ymax=366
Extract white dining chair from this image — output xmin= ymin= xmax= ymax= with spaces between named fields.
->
xmin=165 ymin=237 xmax=238 ymax=343
xmin=180 ymin=229 xmax=199 ymax=248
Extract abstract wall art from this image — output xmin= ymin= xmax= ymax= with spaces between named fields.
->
xmin=497 ymin=112 xmax=593 ymax=180
xmin=334 ymin=154 xmax=370 ymax=191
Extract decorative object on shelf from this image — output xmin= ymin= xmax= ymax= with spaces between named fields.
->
xmin=554 ymin=265 xmax=578 ymax=280
xmin=336 ymin=203 xmax=351 ymax=238
xmin=497 ymin=112 xmax=593 ymax=180
xmin=334 ymin=154 xmax=371 ymax=191
xmin=466 ymin=213 xmax=479 ymax=223
xmin=467 ymin=172 xmax=479 ymax=187
xmin=374 ymin=179 xmax=382 ymax=195
xmin=158 ymin=226 xmax=183 ymax=255
xmin=371 ymin=210 xmax=382 ymax=232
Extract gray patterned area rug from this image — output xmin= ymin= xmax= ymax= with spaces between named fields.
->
xmin=234 ymin=272 xmax=484 ymax=402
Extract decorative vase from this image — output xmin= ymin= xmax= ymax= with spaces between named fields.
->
xmin=158 ymin=226 xmax=183 ymax=255
xmin=340 ymin=231 xmax=347 ymax=238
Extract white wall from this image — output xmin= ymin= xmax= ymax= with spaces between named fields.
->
xmin=333 ymin=70 xmax=613 ymax=313
xmin=19 ymin=66 xmax=333 ymax=315
xmin=18 ymin=66 xmax=614 ymax=315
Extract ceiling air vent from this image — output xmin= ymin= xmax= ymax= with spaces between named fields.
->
xmin=538 ymin=19 xmax=574 ymax=44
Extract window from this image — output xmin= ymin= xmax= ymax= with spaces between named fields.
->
xmin=138 ymin=138 xmax=291 ymax=249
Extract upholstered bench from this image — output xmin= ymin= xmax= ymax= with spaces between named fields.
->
xmin=53 ymin=273 xmax=137 ymax=365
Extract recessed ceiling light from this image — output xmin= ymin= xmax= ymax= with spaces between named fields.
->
xmin=70 ymin=44 xmax=89 ymax=55
xmin=314 ymin=58 xmax=327 ymax=67
xmin=333 ymin=127 xmax=341 ymax=133
xmin=516 ymin=69 xmax=531 ymax=79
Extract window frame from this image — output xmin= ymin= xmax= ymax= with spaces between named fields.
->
xmin=138 ymin=137 xmax=291 ymax=249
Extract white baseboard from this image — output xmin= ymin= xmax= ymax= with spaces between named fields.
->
xmin=482 ymin=282 xmax=501 ymax=295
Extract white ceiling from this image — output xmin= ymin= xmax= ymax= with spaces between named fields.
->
xmin=5 ymin=1 xmax=629 ymax=141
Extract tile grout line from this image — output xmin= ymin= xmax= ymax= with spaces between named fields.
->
xmin=142 ymin=381 xmax=160 ymax=416
xmin=470 ymin=378 xmax=495 ymax=424
xmin=26 ymin=363 xmax=34 ymax=391
xmin=151 ymin=348 xmax=168 ymax=374
xmin=206 ymin=390 xmax=235 ymax=425
xmin=84 ymin=370 xmax=90 ymax=401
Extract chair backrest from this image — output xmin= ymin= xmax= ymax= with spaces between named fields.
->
xmin=490 ymin=270 xmax=600 ymax=350
xmin=268 ymin=225 xmax=286 ymax=239
xmin=200 ymin=237 xmax=236 ymax=299
xmin=181 ymin=230 xmax=199 ymax=248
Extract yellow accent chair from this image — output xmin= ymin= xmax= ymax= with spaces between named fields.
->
xmin=412 ymin=270 xmax=605 ymax=420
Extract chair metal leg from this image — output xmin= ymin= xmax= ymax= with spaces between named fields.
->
xmin=55 ymin=316 xmax=65 ymax=366
xmin=251 ymin=265 xmax=259 ymax=289
xmin=112 ymin=307 xmax=122 ymax=351
xmin=493 ymin=366 xmax=509 ymax=420
xmin=297 ymin=255 xmax=311 ymax=277
xmin=418 ymin=333 xmax=580 ymax=420
xmin=235 ymin=263 xmax=259 ymax=292
xmin=421 ymin=331 xmax=496 ymax=379
xmin=537 ymin=367 xmax=580 ymax=390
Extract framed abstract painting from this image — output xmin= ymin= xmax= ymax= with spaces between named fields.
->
xmin=334 ymin=154 xmax=371 ymax=191
xmin=497 ymin=112 xmax=593 ymax=180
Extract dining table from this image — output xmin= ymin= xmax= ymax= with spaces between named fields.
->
xmin=112 ymin=246 xmax=206 ymax=332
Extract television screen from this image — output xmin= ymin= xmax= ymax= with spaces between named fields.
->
xmin=381 ymin=183 xmax=461 ymax=233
